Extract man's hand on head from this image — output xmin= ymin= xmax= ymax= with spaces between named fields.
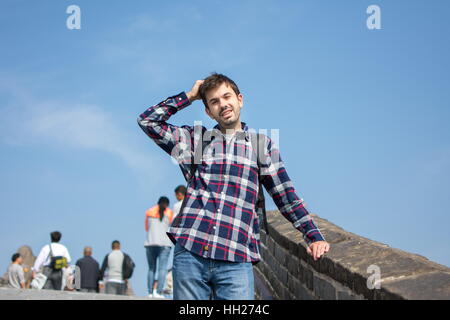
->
xmin=186 ymin=80 xmax=205 ymax=102
xmin=307 ymin=240 xmax=330 ymax=261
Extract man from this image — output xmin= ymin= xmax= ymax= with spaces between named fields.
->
xmin=17 ymin=246 xmax=36 ymax=289
xmin=32 ymin=231 xmax=71 ymax=290
xmin=8 ymin=253 xmax=25 ymax=289
xmin=75 ymin=246 xmax=100 ymax=293
xmin=173 ymin=185 xmax=186 ymax=220
xmin=100 ymin=240 xmax=128 ymax=295
xmin=137 ymin=73 xmax=330 ymax=300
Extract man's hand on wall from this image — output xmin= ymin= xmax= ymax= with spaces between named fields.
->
xmin=307 ymin=241 xmax=330 ymax=261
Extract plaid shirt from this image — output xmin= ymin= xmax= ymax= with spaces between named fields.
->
xmin=137 ymin=91 xmax=326 ymax=263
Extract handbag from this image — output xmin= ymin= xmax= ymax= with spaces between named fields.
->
xmin=30 ymin=272 xmax=47 ymax=290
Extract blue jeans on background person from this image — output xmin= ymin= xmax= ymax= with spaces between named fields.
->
xmin=172 ymin=242 xmax=255 ymax=300
xmin=146 ymin=245 xmax=171 ymax=295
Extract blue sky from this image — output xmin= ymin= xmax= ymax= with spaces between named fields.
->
xmin=1 ymin=0 xmax=449 ymax=297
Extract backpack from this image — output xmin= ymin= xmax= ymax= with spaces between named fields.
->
xmin=48 ymin=243 xmax=68 ymax=271
xmin=122 ymin=253 xmax=135 ymax=280
xmin=177 ymin=131 xmax=269 ymax=235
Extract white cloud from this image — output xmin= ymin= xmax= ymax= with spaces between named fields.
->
xmin=0 ymin=78 xmax=160 ymax=182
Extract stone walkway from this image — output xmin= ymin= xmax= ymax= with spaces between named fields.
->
xmin=0 ymin=287 xmax=164 ymax=300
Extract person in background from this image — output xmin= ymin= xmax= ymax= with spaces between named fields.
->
xmin=17 ymin=246 xmax=36 ymax=289
xmin=99 ymin=240 xmax=127 ymax=295
xmin=76 ymin=246 xmax=100 ymax=293
xmin=163 ymin=185 xmax=187 ymax=295
xmin=8 ymin=253 xmax=25 ymax=289
xmin=144 ymin=196 xmax=174 ymax=298
xmin=62 ymin=264 xmax=76 ymax=291
xmin=172 ymin=185 xmax=186 ymax=220
xmin=32 ymin=231 xmax=71 ymax=290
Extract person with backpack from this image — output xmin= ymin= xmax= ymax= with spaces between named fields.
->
xmin=99 ymin=240 xmax=135 ymax=295
xmin=32 ymin=231 xmax=71 ymax=290
xmin=144 ymin=196 xmax=174 ymax=298
xmin=137 ymin=73 xmax=330 ymax=300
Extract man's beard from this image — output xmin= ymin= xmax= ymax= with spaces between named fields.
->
xmin=218 ymin=113 xmax=240 ymax=129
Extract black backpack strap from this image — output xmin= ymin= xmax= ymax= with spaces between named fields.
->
xmin=49 ymin=243 xmax=54 ymax=258
xmin=173 ymin=134 xmax=213 ymax=227
xmin=249 ymin=132 xmax=269 ymax=235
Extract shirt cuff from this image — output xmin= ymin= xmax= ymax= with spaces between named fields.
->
xmin=301 ymin=229 xmax=326 ymax=246
xmin=171 ymin=91 xmax=192 ymax=111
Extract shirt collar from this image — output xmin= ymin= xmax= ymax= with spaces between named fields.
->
xmin=212 ymin=122 xmax=250 ymax=141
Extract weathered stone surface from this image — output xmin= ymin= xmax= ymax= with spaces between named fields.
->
xmin=296 ymin=284 xmax=316 ymax=300
xmin=260 ymin=230 xmax=267 ymax=244
xmin=0 ymin=287 xmax=158 ymax=300
xmin=298 ymin=262 xmax=314 ymax=291
xmin=313 ymin=275 xmax=336 ymax=300
xmin=381 ymin=271 xmax=450 ymax=300
xmin=287 ymin=255 xmax=299 ymax=279
xmin=17 ymin=245 xmax=36 ymax=286
xmin=337 ymin=289 xmax=363 ymax=300
xmin=266 ymin=236 xmax=276 ymax=257
xmin=274 ymin=243 xmax=288 ymax=266
xmin=254 ymin=210 xmax=450 ymax=300
xmin=253 ymin=267 xmax=274 ymax=300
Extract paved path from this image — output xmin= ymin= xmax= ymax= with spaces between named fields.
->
xmin=0 ymin=287 xmax=166 ymax=300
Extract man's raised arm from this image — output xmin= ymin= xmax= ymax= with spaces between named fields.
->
xmin=137 ymin=80 xmax=204 ymax=161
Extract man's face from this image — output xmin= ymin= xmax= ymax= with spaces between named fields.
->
xmin=204 ymin=82 xmax=243 ymax=129
xmin=175 ymin=192 xmax=184 ymax=201
xmin=17 ymin=256 xmax=23 ymax=264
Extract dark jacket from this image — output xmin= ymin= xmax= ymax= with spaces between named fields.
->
xmin=75 ymin=256 xmax=100 ymax=290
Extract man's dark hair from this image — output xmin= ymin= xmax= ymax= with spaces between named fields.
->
xmin=174 ymin=185 xmax=187 ymax=196
xmin=11 ymin=253 xmax=21 ymax=262
xmin=112 ymin=240 xmax=120 ymax=249
xmin=199 ymin=72 xmax=241 ymax=109
xmin=50 ymin=231 xmax=62 ymax=243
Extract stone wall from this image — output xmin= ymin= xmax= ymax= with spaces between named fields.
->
xmin=254 ymin=210 xmax=450 ymax=300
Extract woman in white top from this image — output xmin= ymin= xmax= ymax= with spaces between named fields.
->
xmin=144 ymin=196 xmax=174 ymax=298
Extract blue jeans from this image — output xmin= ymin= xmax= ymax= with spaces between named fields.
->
xmin=172 ymin=242 xmax=255 ymax=300
xmin=167 ymin=246 xmax=174 ymax=271
xmin=145 ymin=245 xmax=172 ymax=294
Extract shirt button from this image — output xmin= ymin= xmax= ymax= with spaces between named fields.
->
xmin=217 ymin=208 xmax=221 ymax=212
xmin=213 ymin=226 xmax=217 ymax=230
xmin=204 ymin=245 xmax=209 ymax=251
xmin=223 ymin=175 xmax=228 ymax=179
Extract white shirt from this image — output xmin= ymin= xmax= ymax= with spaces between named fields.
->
xmin=32 ymin=243 xmax=71 ymax=272
xmin=173 ymin=200 xmax=183 ymax=220
xmin=106 ymin=250 xmax=124 ymax=284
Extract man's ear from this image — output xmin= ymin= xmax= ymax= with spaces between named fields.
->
xmin=238 ymin=93 xmax=244 ymax=109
